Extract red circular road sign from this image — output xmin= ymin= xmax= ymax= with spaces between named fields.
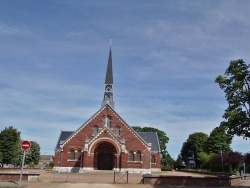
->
xmin=21 ymin=140 xmax=31 ymax=151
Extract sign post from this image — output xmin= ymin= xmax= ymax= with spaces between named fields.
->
xmin=19 ymin=140 xmax=31 ymax=187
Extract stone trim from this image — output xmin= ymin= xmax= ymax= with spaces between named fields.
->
xmin=53 ymin=167 xmax=153 ymax=174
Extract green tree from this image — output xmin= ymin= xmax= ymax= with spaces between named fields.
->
xmin=0 ymin=126 xmax=21 ymax=164
xmin=25 ymin=141 xmax=40 ymax=165
xmin=205 ymin=127 xmax=232 ymax=154
xmin=131 ymin=126 xmax=170 ymax=169
xmin=0 ymin=151 xmax=2 ymax=163
xmin=174 ymin=155 xmax=185 ymax=169
xmin=161 ymin=153 xmax=175 ymax=170
xmin=131 ymin=126 xmax=169 ymax=156
xmin=180 ymin=132 xmax=208 ymax=168
xmin=48 ymin=161 xmax=54 ymax=168
xmin=197 ymin=152 xmax=214 ymax=169
xmin=215 ymin=59 xmax=250 ymax=139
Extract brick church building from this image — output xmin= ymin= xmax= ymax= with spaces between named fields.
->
xmin=54 ymin=46 xmax=161 ymax=173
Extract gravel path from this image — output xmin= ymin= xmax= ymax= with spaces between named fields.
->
xmin=0 ymin=169 xmax=249 ymax=188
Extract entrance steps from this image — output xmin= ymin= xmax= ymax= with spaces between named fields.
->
xmin=79 ymin=169 xmax=114 ymax=173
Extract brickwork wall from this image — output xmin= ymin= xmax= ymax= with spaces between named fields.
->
xmin=142 ymin=175 xmax=242 ymax=186
xmin=0 ymin=173 xmax=39 ymax=182
xmin=54 ymin=106 xmax=161 ymax=171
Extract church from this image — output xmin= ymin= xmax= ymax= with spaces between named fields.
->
xmin=53 ymin=45 xmax=161 ymax=173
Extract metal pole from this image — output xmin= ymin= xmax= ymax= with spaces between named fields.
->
xmin=53 ymin=170 xmax=56 ymax=181
xmin=66 ymin=170 xmax=69 ymax=182
xmin=243 ymin=163 xmax=245 ymax=175
xmin=19 ymin=151 xmax=26 ymax=187
xmin=126 ymin=171 xmax=128 ymax=183
xmin=220 ymin=147 xmax=224 ymax=172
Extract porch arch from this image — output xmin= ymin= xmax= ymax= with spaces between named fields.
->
xmin=89 ymin=138 xmax=121 ymax=170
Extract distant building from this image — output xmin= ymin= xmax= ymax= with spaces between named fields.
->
xmin=53 ymin=45 xmax=161 ymax=173
xmin=39 ymin=155 xmax=53 ymax=168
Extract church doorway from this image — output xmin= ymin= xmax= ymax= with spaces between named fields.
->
xmin=94 ymin=142 xmax=116 ymax=170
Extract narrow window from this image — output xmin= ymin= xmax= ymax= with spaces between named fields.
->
xmin=115 ymin=126 xmax=120 ymax=136
xmin=151 ymin=156 xmax=156 ymax=164
xmin=136 ymin=151 xmax=141 ymax=162
xmin=69 ymin=150 xmax=75 ymax=160
xmin=128 ymin=151 xmax=134 ymax=162
xmin=93 ymin=125 xmax=98 ymax=136
xmin=77 ymin=150 xmax=81 ymax=160
xmin=103 ymin=116 xmax=111 ymax=128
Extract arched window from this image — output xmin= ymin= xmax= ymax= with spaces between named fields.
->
xmin=103 ymin=116 xmax=111 ymax=128
xmin=115 ymin=126 xmax=120 ymax=136
xmin=136 ymin=151 xmax=141 ymax=162
xmin=151 ymin=155 xmax=156 ymax=164
xmin=128 ymin=151 xmax=134 ymax=162
xmin=93 ymin=125 xmax=98 ymax=136
xmin=69 ymin=149 xmax=75 ymax=160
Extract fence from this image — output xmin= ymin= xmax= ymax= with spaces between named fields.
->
xmin=113 ymin=171 xmax=128 ymax=183
xmin=53 ymin=170 xmax=69 ymax=182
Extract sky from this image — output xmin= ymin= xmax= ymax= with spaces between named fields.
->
xmin=0 ymin=0 xmax=249 ymax=159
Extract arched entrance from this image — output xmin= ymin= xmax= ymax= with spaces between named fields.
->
xmin=94 ymin=142 xmax=116 ymax=170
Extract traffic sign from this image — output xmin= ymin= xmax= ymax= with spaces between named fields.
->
xmin=19 ymin=140 xmax=31 ymax=187
xmin=21 ymin=140 xmax=31 ymax=151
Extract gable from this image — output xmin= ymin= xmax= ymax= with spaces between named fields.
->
xmin=59 ymin=104 xmax=151 ymax=149
xmin=56 ymin=130 xmax=161 ymax=153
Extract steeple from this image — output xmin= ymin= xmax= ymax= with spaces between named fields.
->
xmin=102 ymin=42 xmax=114 ymax=108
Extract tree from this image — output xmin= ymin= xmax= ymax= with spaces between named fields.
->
xmin=0 ymin=151 xmax=2 ymax=163
xmin=131 ymin=126 xmax=169 ymax=156
xmin=224 ymin=151 xmax=244 ymax=173
xmin=161 ymin=153 xmax=175 ymax=170
xmin=208 ymin=153 xmax=224 ymax=172
xmin=25 ymin=141 xmax=40 ymax=165
xmin=205 ymin=127 xmax=232 ymax=154
xmin=208 ymin=151 xmax=244 ymax=173
xmin=180 ymin=132 xmax=208 ymax=168
xmin=215 ymin=59 xmax=250 ymax=139
xmin=131 ymin=126 xmax=170 ymax=169
xmin=244 ymin=152 xmax=250 ymax=173
xmin=0 ymin=126 xmax=21 ymax=164
xmin=197 ymin=152 xmax=214 ymax=169
xmin=174 ymin=155 xmax=185 ymax=169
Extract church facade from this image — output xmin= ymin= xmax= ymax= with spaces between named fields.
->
xmin=53 ymin=46 xmax=161 ymax=173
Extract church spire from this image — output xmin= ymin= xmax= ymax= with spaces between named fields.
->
xmin=102 ymin=41 xmax=114 ymax=108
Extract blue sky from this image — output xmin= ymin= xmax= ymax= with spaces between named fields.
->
xmin=0 ymin=0 xmax=249 ymax=159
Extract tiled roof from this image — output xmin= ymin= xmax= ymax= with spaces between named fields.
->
xmin=40 ymin=155 xmax=53 ymax=161
xmin=56 ymin=130 xmax=160 ymax=152
xmin=137 ymin=132 xmax=160 ymax=152
xmin=55 ymin=131 xmax=74 ymax=150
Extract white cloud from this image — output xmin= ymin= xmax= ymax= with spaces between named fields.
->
xmin=0 ymin=1 xmax=250 ymax=159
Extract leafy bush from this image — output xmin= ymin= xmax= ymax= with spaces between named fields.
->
xmin=29 ymin=162 xmax=35 ymax=168
xmin=48 ymin=162 xmax=54 ymax=168
xmin=208 ymin=151 xmax=244 ymax=173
